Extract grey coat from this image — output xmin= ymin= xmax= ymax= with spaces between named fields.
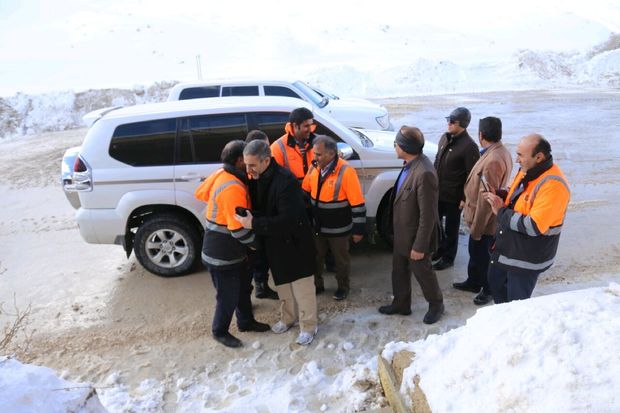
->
xmin=391 ymin=154 xmax=440 ymax=257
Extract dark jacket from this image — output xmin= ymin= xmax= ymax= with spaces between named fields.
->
xmin=391 ymin=154 xmax=440 ymax=257
xmin=251 ymin=159 xmax=316 ymax=285
xmin=434 ymin=130 xmax=480 ymax=203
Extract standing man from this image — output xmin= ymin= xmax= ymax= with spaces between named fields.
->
xmin=271 ymin=107 xmax=316 ymax=181
xmin=433 ymin=107 xmax=480 ymax=271
xmin=483 ymin=134 xmax=570 ymax=303
xmin=245 ymin=130 xmax=278 ymax=300
xmin=302 ymin=135 xmax=366 ymax=300
xmin=236 ymin=140 xmax=319 ymax=346
xmin=378 ymin=126 xmax=444 ymax=324
xmin=457 ymin=117 xmax=513 ymax=305
xmin=194 ymin=140 xmax=270 ymax=348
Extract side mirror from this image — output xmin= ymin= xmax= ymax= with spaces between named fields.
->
xmin=337 ymin=143 xmax=354 ymax=160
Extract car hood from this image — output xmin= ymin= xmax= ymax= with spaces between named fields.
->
xmin=359 ymin=129 xmax=439 ymax=157
xmin=326 ymin=97 xmax=387 ymax=114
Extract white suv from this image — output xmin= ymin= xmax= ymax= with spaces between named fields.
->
xmin=62 ymin=97 xmax=436 ymax=277
xmin=167 ymin=79 xmax=393 ymax=131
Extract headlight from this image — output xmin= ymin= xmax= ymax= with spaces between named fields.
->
xmin=375 ymin=113 xmax=390 ymax=130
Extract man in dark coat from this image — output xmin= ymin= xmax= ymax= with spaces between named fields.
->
xmin=378 ymin=126 xmax=444 ymax=324
xmin=235 ymin=140 xmax=318 ymax=346
xmin=432 ymin=107 xmax=480 ymax=271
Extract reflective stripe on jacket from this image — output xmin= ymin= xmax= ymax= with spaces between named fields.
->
xmin=302 ymin=157 xmax=366 ymax=236
xmin=270 ymin=123 xmax=315 ymax=180
xmin=491 ymin=163 xmax=570 ymax=273
xmin=194 ymin=167 xmax=255 ymax=268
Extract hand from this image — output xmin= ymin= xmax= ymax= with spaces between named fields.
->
xmin=482 ymin=192 xmax=504 ymax=215
xmin=459 ymin=200 xmax=465 ymax=209
xmin=235 ymin=210 xmax=254 ymax=229
xmin=352 ymin=234 xmax=363 ymax=243
xmin=410 ymin=249 xmax=424 ymax=261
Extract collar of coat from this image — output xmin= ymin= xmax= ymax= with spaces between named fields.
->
xmin=223 ymin=163 xmax=249 ymax=185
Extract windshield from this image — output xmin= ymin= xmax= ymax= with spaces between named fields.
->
xmin=348 ymin=128 xmax=374 ymax=148
xmin=310 ymin=85 xmax=339 ymax=100
xmin=293 ymin=81 xmax=328 ymax=108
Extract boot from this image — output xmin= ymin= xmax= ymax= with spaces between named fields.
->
xmin=255 ymin=281 xmax=278 ymax=299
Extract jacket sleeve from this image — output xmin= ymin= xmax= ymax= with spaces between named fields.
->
xmin=252 ymin=176 xmax=304 ymax=236
xmin=412 ymin=169 xmax=438 ymax=253
xmin=344 ymin=167 xmax=366 ymax=235
xmin=469 ymin=159 xmax=505 ymax=239
xmin=222 ymin=185 xmax=257 ymax=248
xmin=270 ymin=140 xmax=285 ymax=167
xmin=461 ymin=142 xmax=481 ymax=202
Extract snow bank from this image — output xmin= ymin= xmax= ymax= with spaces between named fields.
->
xmin=382 ymin=283 xmax=620 ymax=413
xmin=0 ymin=356 xmax=107 ymax=413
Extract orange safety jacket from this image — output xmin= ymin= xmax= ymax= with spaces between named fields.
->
xmin=271 ymin=122 xmax=316 ymax=180
xmin=194 ymin=165 xmax=256 ymax=268
xmin=491 ymin=160 xmax=570 ymax=273
xmin=302 ymin=157 xmax=366 ymax=236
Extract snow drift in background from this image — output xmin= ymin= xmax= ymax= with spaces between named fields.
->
xmin=0 ymin=34 xmax=618 ymax=139
xmin=382 ymin=283 xmax=620 ymax=413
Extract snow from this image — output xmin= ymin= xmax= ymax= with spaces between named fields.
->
xmin=382 ymin=283 xmax=620 ymax=413
xmin=0 ymin=356 xmax=107 ymax=413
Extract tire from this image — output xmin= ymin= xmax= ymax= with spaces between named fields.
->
xmin=377 ymin=200 xmax=394 ymax=248
xmin=134 ymin=213 xmax=201 ymax=277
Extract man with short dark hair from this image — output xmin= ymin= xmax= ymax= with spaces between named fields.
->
xmin=194 ymin=140 xmax=270 ymax=348
xmin=271 ymin=107 xmax=316 ymax=181
xmin=379 ymin=126 xmax=444 ymax=324
xmin=433 ymin=107 xmax=481 ymax=271
xmin=236 ymin=140 xmax=319 ymax=346
xmin=483 ymin=134 xmax=570 ymax=303
xmin=244 ymin=129 xmax=278 ymax=300
xmin=456 ymin=117 xmax=513 ymax=305
xmin=302 ymin=135 xmax=366 ymax=300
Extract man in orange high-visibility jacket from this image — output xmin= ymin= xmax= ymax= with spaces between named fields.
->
xmin=271 ymin=107 xmax=316 ymax=181
xmin=302 ymin=135 xmax=366 ymax=301
xmin=484 ymin=134 xmax=570 ymax=303
xmin=194 ymin=140 xmax=270 ymax=348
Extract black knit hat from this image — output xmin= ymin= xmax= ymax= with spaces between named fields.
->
xmin=445 ymin=107 xmax=471 ymax=128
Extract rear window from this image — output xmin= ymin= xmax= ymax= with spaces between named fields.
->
xmin=264 ymin=86 xmax=301 ymax=99
xmin=178 ymin=86 xmax=220 ymax=100
xmin=221 ymin=86 xmax=259 ymax=97
xmin=178 ymin=113 xmax=248 ymax=164
xmin=252 ymin=112 xmax=289 ymax=142
xmin=109 ymin=119 xmax=176 ymax=166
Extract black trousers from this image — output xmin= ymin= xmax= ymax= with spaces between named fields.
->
xmin=466 ymin=235 xmax=494 ymax=294
xmin=488 ymin=263 xmax=540 ymax=304
xmin=249 ymin=249 xmax=270 ymax=284
xmin=208 ymin=263 xmax=254 ymax=336
xmin=436 ymin=201 xmax=462 ymax=263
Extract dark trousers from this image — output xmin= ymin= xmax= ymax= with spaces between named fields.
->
xmin=314 ymin=235 xmax=351 ymax=290
xmin=488 ymin=264 xmax=540 ymax=304
xmin=436 ymin=201 xmax=462 ymax=262
xmin=208 ymin=263 xmax=254 ymax=336
xmin=391 ymin=252 xmax=443 ymax=310
xmin=467 ymin=235 xmax=494 ymax=293
xmin=249 ymin=249 xmax=270 ymax=284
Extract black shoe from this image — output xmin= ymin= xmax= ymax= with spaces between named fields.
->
xmin=452 ymin=280 xmax=481 ymax=293
xmin=238 ymin=320 xmax=271 ymax=332
xmin=315 ymin=285 xmax=325 ymax=295
xmin=473 ymin=291 xmax=493 ymax=306
xmin=423 ymin=303 xmax=444 ymax=325
xmin=378 ymin=304 xmax=412 ymax=316
xmin=333 ymin=288 xmax=349 ymax=301
xmin=255 ymin=282 xmax=278 ymax=300
xmin=213 ymin=332 xmax=242 ymax=348
xmin=432 ymin=259 xmax=454 ymax=271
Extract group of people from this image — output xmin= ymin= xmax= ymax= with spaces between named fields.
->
xmin=195 ymin=105 xmax=571 ymax=348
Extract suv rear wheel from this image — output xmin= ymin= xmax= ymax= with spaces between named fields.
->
xmin=134 ymin=214 xmax=201 ymax=277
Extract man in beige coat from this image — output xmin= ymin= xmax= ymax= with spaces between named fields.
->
xmin=378 ymin=126 xmax=444 ymax=324
xmin=455 ymin=117 xmax=513 ymax=305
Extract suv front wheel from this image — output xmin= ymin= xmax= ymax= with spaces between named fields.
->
xmin=134 ymin=214 xmax=201 ymax=277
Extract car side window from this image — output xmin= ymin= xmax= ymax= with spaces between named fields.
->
xmin=221 ymin=86 xmax=259 ymax=97
xmin=109 ymin=119 xmax=176 ymax=166
xmin=264 ymin=86 xmax=302 ymax=99
xmin=178 ymin=86 xmax=220 ymax=100
xmin=178 ymin=113 xmax=248 ymax=164
xmin=251 ymin=112 xmax=290 ymax=143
